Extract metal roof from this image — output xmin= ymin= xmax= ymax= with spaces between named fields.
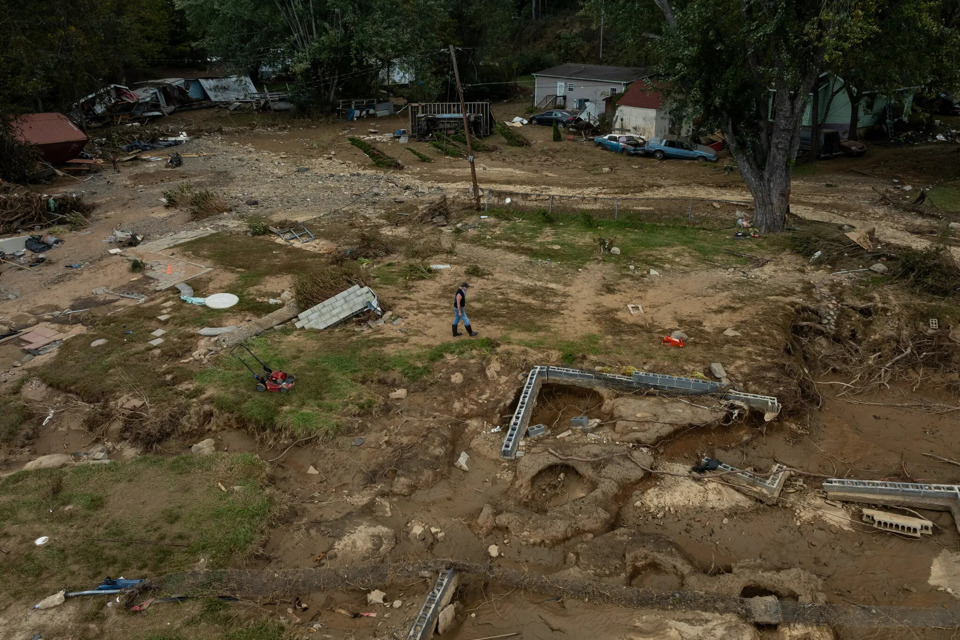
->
xmin=12 ymin=113 xmax=87 ymax=146
xmin=197 ymin=76 xmax=259 ymax=102
xmin=616 ymin=80 xmax=663 ymax=110
xmin=533 ymin=64 xmax=650 ymax=83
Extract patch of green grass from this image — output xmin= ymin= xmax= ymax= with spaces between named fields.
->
xmin=225 ymin=620 xmax=287 ymax=640
xmin=928 ymin=181 xmax=960 ymax=212
xmin=0 ymin=396 xmax=27 ymax=442
xmin=0 ymin=454 xmax=273 ymax=604
xmin=198 ymin=334 xmax=493 ymax=437
xmin=472 ymin=208 xmax=763 ymax=269
xmin=246 ymin=215 xmax=270 ymax=236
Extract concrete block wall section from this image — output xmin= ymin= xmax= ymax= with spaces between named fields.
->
xmin=823 ymin=479 xmax=960 ymax=534
xmin=703 ymin=459 xmax=789 ymax=505
xmin=501 ymin=367 xmax=546 ymax=459
xmin=407 ymin=568 xmax=457 ymax=640
xmin=294 ymin=286 xmax=378 ymax=330
xmin=861 ymin=508 xmax=932 ymax=538
xmin=500 ymin=365 xmax=783 ymax=459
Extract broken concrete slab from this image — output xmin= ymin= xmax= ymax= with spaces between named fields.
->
xmin=603 ymin=396 xmax=726 ymax=444
xmin=295 ymin=285 xmax=382 ymax=330
xmin=824 ymin=478 xmax=960 ymax=534
xmin=697 ymin=458 xmax=789 ymax=505
xmin=217 ymin=304 xmax=300 ymax=348
xmin=90 ymin=339 xmax=108 ymax=348
xmin=150 ymin=329 xmax=166 ymax=338
xmin=197 ymin=326 xmax=237 ymax=336
xmin=157 ymin=314 xmax=171 ymax=322
xmin=861 ymin=507 xmax=932 ymax=537
xmin=148 ymin=338 xmax=164 ymax=347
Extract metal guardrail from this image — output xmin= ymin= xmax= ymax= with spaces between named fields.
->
xmin=500 ymin=366 xmax=782 ymax=459
xmin=407 ymin=568 xmax=457 ymax=640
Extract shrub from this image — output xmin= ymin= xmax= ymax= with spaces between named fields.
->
xmin=348 ymin=137 xmax=403 ymax=169
xmin=429 ymin=139 xmax=465 ymax=158
xmin=246 ymin=216 xmax=269 ymax=236
xmin=406 ymin=147 xmax=433 ymax=163
xmin=552 ymin=121 xmax=561 ymax=142
xmin=188 ymin=189 xmax=231 ymax=220
xmin=0 ymin=116 xmax=40 ymax=183
xmin=495 ymin=122 xmax=531 ymax=147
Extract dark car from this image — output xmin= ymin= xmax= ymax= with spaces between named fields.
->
xmin=529 ymin=110 xmax=576 ymax=127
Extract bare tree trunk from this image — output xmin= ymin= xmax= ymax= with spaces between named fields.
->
xmin=845 ymin=84 xmax=860 ymax=140
xmin=808 ymin=80 xmax=821 ymax=161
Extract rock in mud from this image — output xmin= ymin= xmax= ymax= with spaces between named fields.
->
xmin=190 ymin=438 xmax=216 ymax=455
xmin=474 ymin=504 xmax=497 ymax=536
xmin=367 ymin=589 xmax=387 ymax=605
xmin=437 ymin=603 xmax=457 ymax=633
xmin=868 ymin=262 xmax=888 ymax=274
xmin=777 ymin=625 xmax=836 ymax=639
xmin=627 ymin=610 xmax=758 ymax=640
xmin=709 ymin=362 xmax=727 ymax=380
xmin=723 ymin=328 xmax=742 ymax=337
xmin=601 ymin=397 xmax=725 ymax=445
xmin=23 ymin=454 xmax=73 ymax=471
xmin=487 ymin=544 xmax=500 ymax=558
xmin=331 ymin=524 xmax=397 ymax=564
xmin=388 ymin=388 xmax=408 ymax=399
xmin=450 ymin=372 xmax=463 ymax=384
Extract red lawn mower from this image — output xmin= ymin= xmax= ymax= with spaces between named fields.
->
xmin=232 ymin=345 xmax=296 ymax=393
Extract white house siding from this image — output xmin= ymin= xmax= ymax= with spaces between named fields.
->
xmin=533 ymin=76 xmax=629 ymax=110
xmin=614 ymin=105 xmax=670 ymax=138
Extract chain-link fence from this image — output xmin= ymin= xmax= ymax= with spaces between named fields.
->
xmin=476 ymin=188 xmax=752 ymax=229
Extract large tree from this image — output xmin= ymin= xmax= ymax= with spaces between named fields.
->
xmin=652 ymin=0 xmax=869 ymax=232
xmin=588 ymin=0 xmax=959 ymax=232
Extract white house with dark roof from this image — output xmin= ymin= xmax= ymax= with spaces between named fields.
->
xmin=532 ymin=64 xmax=650 ymax=111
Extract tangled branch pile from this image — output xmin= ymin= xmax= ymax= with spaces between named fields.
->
xmin=0 ymin=182 xmax=94 ymax=235
xmin=293 ymin=262 xmax=366 ymax=309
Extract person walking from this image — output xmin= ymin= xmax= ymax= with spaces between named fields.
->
xmin=452 ymin=282 xmax=478 ymax=337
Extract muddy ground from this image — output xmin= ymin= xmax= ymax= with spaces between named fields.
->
xmin=1 ymin=100 xmax=960 ymax=639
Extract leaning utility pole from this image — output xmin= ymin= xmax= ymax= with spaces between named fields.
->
xmin=449 ymin=44 xmax=481 ymax=211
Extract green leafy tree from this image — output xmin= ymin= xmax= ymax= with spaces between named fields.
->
xmin=0 ymin=0 xmax=177 ymax=113
xmin=552 ymin=120 xmax=561 ymax=141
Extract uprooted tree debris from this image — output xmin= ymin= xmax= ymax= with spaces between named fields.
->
xmin=0 ymin=182 xmax=94 ymax=235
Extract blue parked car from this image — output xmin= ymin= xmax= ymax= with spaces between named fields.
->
xmin=593 ymin=134 xmax=648 ymax=156
xmin=645 ymin=137 xmax=718 ymax=162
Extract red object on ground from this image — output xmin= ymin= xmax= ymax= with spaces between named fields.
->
xmin=11 ymin=113 xmax=88 ymax=164
xmin=661 ymin=336 xmax=685 ymax=347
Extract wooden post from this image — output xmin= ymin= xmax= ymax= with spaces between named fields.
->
xmin=449 ymin=45 xmax=481 ymax=211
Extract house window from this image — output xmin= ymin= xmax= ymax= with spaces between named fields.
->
xmin=610 ymin=87 xmax=619 ymax=94
xmin=567 ymin=83 xmax=575 ymax=92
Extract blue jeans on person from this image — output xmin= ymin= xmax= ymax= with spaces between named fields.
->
xmin=453 ymin=308 xmax=470 ymax=326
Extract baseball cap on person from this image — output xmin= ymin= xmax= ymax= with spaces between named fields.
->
xmin=460 ymin=282 xmax=470 ymax=288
